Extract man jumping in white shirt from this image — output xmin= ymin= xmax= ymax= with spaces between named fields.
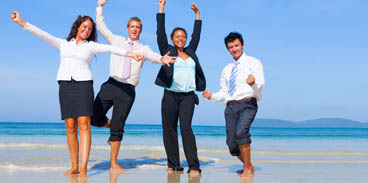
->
xmin=92 ymin=0 xmax=175 ymax=173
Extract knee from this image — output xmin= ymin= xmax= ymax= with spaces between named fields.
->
xmin=66 ymin=125 xmax=78 ymax=134
xmin=78 ymin=117 xmax=91 ymax=132
xmin=235 ymin=129 xmax=251 ymax=144
xmin=180 ymin=125 xmax=193 ymax=136
xmin=109 ymin=133 xmax=123 ymax=142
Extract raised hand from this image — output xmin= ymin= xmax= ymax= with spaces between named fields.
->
xmin=202 ymin=90 xmax=212 ymax=99
xmin=97 ymin=0 xmax=107 ymax=7
xmin=159 ymin=0 xmax=166 ymax=13
xmin=191 ymin=3 xmax=200 ymax=20
xmin=246 ymin=74 xmax=255 ymax=86
xmin=191 ymin=3 xmax=199 ymax=12
xmin=161 ymin=51 xmax=176 ymax=67
xmin=11 ymin=11 xmax=26 ymax=27
xmin=159 ymin=0 xmax=166 ymax=7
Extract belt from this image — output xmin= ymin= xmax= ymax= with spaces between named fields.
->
xmin=58 ymin=78 xmax=93 ymax=84
xmin=227 ymin=97 xmax=254 ymax=106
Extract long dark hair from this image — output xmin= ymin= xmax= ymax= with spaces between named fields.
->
xmin=66 ymin=15 xmax=97 ymax=42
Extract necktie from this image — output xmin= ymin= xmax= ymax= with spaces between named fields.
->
xmin=228 ymin=61 xmax=239 ymax=96
xmin=122 ymin=41 xmax=134 ymax=79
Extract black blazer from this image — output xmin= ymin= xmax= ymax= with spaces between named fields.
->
xmin=155 ymin=13 xmax=206 ymax=91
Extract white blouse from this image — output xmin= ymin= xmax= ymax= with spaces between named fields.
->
xmin=23 ymin=23 xmax=129 ymax=81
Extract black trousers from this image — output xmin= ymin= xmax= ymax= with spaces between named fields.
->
xmin=92 ymin=77 xmax=135 ymax=142
xmin=161 ymin=90 xmax=200 ymax=172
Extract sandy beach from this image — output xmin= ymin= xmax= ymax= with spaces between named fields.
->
xmin=1 ymin=123 xmax=368 ymax=182
xmin=1 ymin=158 xmax=368 ymax=183
xmin=1 ymin=144 xmax=368 ymax=183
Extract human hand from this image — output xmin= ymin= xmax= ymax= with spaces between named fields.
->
xmin=11 ymin=11 xmax=26 ymax=27
xmin=191 ymin=3 xmax=200 ymax=20
xmin=159 ymin=0 xmax=166 ymax=7
xmin=159 ymin=0 xmax=166 ymax=13
xmin=11 ymin=11 xmax=21 ymax=23
xmin=246 ymin=74 xmax=255 ymax=86
xmin=97 ymin=0 xmax=107 ymax=7
xmin=127 ymin=52 xmax=144 ymax=62
xmin=134 ymin=54 xmax=144 ymax=62
xmin=191 ymin=3 xmax=199 ymax=13
xmin=161 ymin=51 xmax=176 ymax=67
xmin=202 ymin=90 xmax=212 ymax=99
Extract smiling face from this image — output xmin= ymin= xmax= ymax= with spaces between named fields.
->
xmin=226 ymin=39 xmax=244 ymax=60
xmin=171 ymin=30 xmax=187 ymax=49
xmin=76 ymin=19 xmax=93 ymax=41
xmin=127 ymin=20 xmax=142 ymax=41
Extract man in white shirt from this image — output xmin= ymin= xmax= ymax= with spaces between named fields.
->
xmin=92 ymin=0 xmax=175 ymax=173
xmin=202 ymin=32 xmax=265 ymax=178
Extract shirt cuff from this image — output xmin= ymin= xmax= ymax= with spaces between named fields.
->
xmin=96 ymin=7 xmax=103 ymax=15
xmin=209 ymin=93 xmax=219 ymax=102
xmin=23 ymin=22 xmax=31 ymax=31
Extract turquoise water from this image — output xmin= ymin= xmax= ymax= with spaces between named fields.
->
xmin=1 ymin=122 xmax=367 ymax=153
xmin=1 ymin=122 xmax=367 ymax=172
xmin=1 ymin=122 xmax=367 ymax=138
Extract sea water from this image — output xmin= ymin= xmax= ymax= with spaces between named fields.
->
xmin=0 ymin=122 xmax=367 ymax=172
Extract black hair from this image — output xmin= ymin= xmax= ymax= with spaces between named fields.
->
xmin=224 ymin=32 xmax=244 ymax=48
xmin=66 ymin=15 xmax=97 ymax=42
xmin=170 ymin=27 xmax=187 ymax=40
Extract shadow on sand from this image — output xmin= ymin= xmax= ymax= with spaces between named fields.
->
xmin=88 ymin=156 xmax=215 ymax=176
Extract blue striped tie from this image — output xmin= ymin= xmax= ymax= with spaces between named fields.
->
xmin=229 ymin=61 xmax=239 ymax=96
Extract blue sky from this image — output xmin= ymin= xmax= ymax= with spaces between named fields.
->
xmin=1 ymin=0 xmax=367 ymax=125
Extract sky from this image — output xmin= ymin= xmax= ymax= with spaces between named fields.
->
xmin=1 ymin=0 xmax=367 ymax=125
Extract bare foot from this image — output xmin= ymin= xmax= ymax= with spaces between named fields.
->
xmin=64 ymin=167 xmax=79 ymax=176
xmin=250 ymin=165 xmax=255 ymax=174
xmin=188 ymin=170 xmax=200 ymax=177
xmin=79 ymin=168 xmax=88 ymax=178
xmin=240 ymin=169 xmax=254 ymax=178
xmin=110 ymin=164 xmax=126 ymax=173
xmin=165 ymin=168 xmax=174 ymax=173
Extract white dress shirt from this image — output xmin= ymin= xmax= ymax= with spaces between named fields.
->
xmin=96 ymin=7 xmax=163 ymax=86
xmin=211 ymin=53 xmax=265 ymax=104
xmin=23 ymin=23 xmax=129 ymax=81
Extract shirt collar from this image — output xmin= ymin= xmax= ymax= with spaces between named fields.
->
xmin=127 ymin=39 xmax=140 ymax=46
xmin=70 ymin=38 xmax=88 ymax=45
xmin=233 ymin=52 xmax=246 ymax=64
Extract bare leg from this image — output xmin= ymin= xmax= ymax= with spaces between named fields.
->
xmin=64 ymin=118 xmax=79 ymax=175
xmin=78 ymin=116 xmax=91 ymax=178
xmin=239 ymin=144 xmax=254 ymax=178
xmin=110 ymin=141 xmax=126 ymax=173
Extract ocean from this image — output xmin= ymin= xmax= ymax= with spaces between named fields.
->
xmin=0 ymin=122 xmax=367 ymax=183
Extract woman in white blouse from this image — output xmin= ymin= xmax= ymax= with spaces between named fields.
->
xmin=11 ymin=11 xmax=143 ymax=178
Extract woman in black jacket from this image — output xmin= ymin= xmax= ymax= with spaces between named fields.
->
xmin=156 ymin=0 xmax=206 ymax=176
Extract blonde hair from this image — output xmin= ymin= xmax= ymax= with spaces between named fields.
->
xmin=127 ymin=17 xmax=142 ymax=31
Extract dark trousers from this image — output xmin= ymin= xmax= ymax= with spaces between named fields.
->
xmin=92 ymin=77 xmax=135 ymax=142
xmin=225 ymin=98 xmax=258 ymax=156
xmin=161 ymin=90 xmax=200 ymax=172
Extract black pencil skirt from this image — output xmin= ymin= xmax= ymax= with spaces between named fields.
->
xmin=58 ymin=80 xmax=94 ymax=120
